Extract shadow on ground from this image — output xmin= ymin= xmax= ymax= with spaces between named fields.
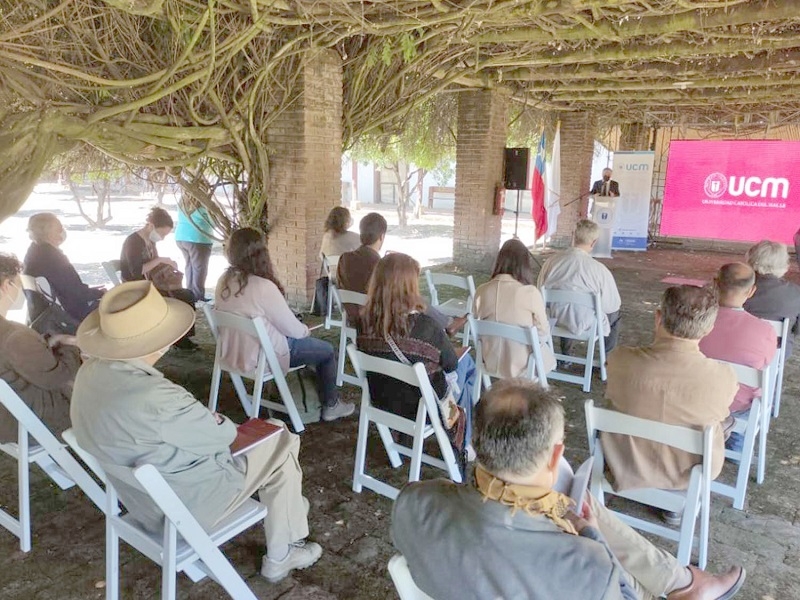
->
xmin=1 ymin=246 xmax=799 ymax=598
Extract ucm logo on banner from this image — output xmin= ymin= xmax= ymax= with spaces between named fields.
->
xmin=704 ymin=172 xmax=789 ymax=200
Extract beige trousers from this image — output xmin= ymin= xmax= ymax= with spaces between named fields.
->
xmin=589 ymin=495 xmax=687 ymax=600
xmin=217 ymin=420 xmax=309 ymax=555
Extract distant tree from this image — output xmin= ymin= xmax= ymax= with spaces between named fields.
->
xmin=53 ymin=145 xmax=127 ymax=229
xmin=351 ymin=96 xmax=456 ymax=226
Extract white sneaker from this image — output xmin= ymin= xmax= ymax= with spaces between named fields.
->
xmin=261 ymin=540 xmax=322 ymax=582
xmin=321 ymin=400 xmax=355 ymax=422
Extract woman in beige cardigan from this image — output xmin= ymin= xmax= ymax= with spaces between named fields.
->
xmin=474 ymin=239 xmax=556 ymax=379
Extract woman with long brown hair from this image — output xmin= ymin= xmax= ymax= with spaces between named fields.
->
xmin=215 ymin=227 xmax=354 ymax=422
xmin=474 ymin=238 xmax=555 ymax=378
xmin=357 ymin=253 xmax=473 ymax=463
xmin=320 ymin=206 xmax=360 ymax=260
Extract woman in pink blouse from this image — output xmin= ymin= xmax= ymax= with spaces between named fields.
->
xmin=215 ymin=228 xmax=354 ymax=422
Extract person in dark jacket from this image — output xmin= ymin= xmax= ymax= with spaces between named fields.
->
xmin=743 ymin=240 xmax=800 ymax=356
xmin=119 ymin=207 xmax=197 ymax=350
xmin=23 ymin=213 xmax=104 ymax=321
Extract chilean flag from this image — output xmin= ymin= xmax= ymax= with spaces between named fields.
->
xmin=530 ymin=133 xmax=547 ymax=240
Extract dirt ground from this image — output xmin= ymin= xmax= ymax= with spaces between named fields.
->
xmin=1 ymin=245 xmax=800 ymax=599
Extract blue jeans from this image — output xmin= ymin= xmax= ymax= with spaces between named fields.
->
xmin=452 ymin=353 xmax=477 ymax=447
xmin=725 ymin=408 xmax=750 ymax=454
xmin=288 ymin=337 xmax=338 ymax=408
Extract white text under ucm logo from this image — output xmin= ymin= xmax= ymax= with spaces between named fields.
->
xmin=703 ymin=173 xmax=789 ymax=200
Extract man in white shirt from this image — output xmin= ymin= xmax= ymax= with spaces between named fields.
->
xmin=537 ymin=219 xmax=622 ymax=353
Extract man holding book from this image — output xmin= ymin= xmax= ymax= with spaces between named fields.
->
xmin=392 ymin=379 xmax=745 ymax=600
xmin=70 ymin=281 xmax=322 ymax=582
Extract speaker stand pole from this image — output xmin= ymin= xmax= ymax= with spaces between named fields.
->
xmin=513 ymin=189 xmax=521 ymax=238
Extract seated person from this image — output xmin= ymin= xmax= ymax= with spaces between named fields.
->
xmin=320 ymin=206 xmax=360 ymax=260
xmin=357 ymin=253 xmax=474 ymax=457
xmin=338 ymin=213 xmax=465 ymax=333
xmin=743 ymin=240 xmax=800 ymax=356
xmin=23 ymin=212 xmax=104 ymax=321
xmin=214 ymin=228 xmax=354 ymax=422
xmin=337 ymin=212 xmax=387 ymax=321
xmin=120 ymin=206 xmax=196 ymax=349
xmin=602 ymin=285 xmax=738 ymax=492
xmin=537 ymin=219 xmax=622 ymax=354
xmin=70 ymin=281 xmax=322 ymax=581
xmin=474 ymin=238 xmax=555 ymax=378
xmin=392 ymin=379 xmax=745 ymax=600
xmin=700 ymin=263 xmax=777 ymax=451
xmin=0 ymin=253 xmax=81 ymax=444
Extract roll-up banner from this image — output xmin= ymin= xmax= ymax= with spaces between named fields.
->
xmin=611 ymin=151 xmax=654 ymax=251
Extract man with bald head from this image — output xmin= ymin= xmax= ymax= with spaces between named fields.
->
xmin=699 ymin=263 xmax=777 ymax=451
xmin=392 ymin=379 xmax=745 ymax=600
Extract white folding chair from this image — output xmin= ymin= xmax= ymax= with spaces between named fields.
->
xmin=20 ymin=274 xmax=61 ymax=306
xmin=102 ymin=260 xmax=122 ymax=287
xmin=0 ymin=381 xmax=104 ymax=552
xmin=711 ymin=360 xmax=773 ymax=510
xmin=765 ymin=318 xmax=789 ymax=418
xmin=585 ymin=400 xmax=713 ymax=569
xmin=541 ymin=288 xmax=607 ymax=392
xmin=62 ymin=430 xmax=264 ymax=600
xmin=4 ymin=284 xmax=28 ymax=324
xmin=335 ymin=288 xmax=368 ymax=387
xmin=424 ymin=270 xmax=476 ymax=347
xmin=348 ymin=345 xmax=463 ymax=500
xmin=388 ymin=554 xmax=434 ymax=600
xmin=468 ymin=315 xmax=549 ymax=405
xmin=322 ymin=254 xmax=342 ymax=330
xmin=205 ymin=305 xmax=306 ymax=433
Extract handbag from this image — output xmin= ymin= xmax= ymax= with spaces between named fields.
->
xmin=311 ymin=277 xmax=329 ymax=317
xmin=24 ymin=289 xmax=80 ymax=336
xmin=385 ymin=334 xmax=466 ymax=451
xmin=145 ymin=263 xmax=184 ymax=292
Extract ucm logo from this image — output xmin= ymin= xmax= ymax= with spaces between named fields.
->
xmin=704 ymin=172 xmax=728 ymax=198
xmin=704 ymin=173 xmax=790 ymax=200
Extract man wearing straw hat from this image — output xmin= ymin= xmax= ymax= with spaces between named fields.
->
xmin=70 ymin=281 xmax=322 ymax=582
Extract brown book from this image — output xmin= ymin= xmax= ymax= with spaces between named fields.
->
xmin=229 ymin=419 xmax=283 ymax=457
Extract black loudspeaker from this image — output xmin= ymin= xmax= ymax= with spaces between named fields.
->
xmin=503 ymin=147 xmax=530 ymax=190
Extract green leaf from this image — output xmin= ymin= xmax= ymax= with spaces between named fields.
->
xmin=381 ymin=38 xmax=393 ymax=66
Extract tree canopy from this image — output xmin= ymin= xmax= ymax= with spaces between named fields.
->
xmin=1 ymin=1 xmax=798 ymax=225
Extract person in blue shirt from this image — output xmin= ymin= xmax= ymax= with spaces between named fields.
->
xmin=175 ymin=204 xmax=215 ymax=301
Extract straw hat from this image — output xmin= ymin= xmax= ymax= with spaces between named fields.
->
xmin=77 ymin=281 xmax=195 ymax=360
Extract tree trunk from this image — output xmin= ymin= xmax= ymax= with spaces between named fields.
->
xmin=388 ymin=162 xmax=408 ymax=227
xmin=413 ymin=169 xmax=425 ymax=219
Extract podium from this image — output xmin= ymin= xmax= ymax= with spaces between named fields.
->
xmin=590 ymin=195 xmax=617 ymax=259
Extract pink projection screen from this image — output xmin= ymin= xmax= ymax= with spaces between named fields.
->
xmin=660 ymin=140 xmax=800 ymax=244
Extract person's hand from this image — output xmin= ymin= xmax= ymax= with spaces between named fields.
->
xmin=160 ymin=257 xmax=178 ymax=269
xmin=446 ymin=314 xmax=469 ymax=337
xmin=48 ymin=334 xmax=78 ymax=348
xmin=212 ymin=411 xmax=225 ymax=425
xmin=565 ymin=500 xmax=599 ymax=533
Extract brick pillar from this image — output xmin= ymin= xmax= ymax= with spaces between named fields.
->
xmin=619 ymin=122 xmax=651 ymax=151
xmin=453 ymin=90 xmax=508 ymax=271
xmin=266 ymin=49 xmax=342 ymax=307
xmin=550 ymin=112 xmax=596 ymax=248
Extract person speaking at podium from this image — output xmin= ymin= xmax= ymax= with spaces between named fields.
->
xmin=590 ymin=168 xmax=620 ymax=197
